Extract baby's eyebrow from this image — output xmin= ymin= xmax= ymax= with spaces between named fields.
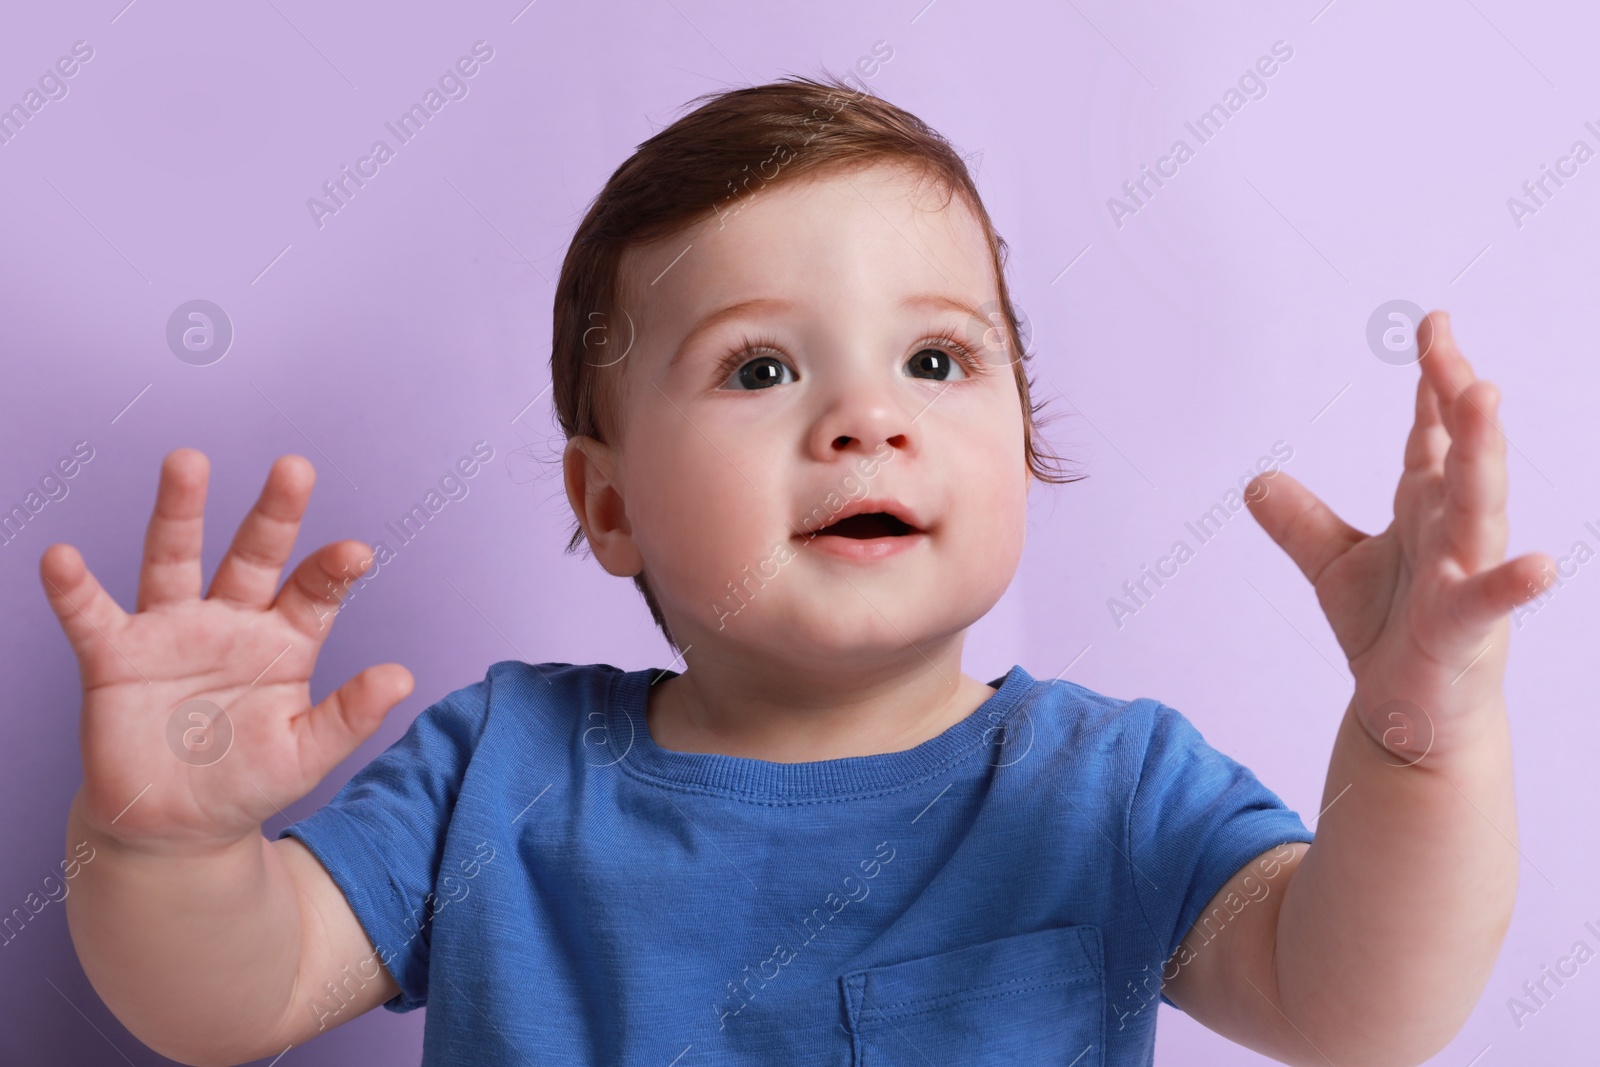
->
xmin=900 ymin=292 xmax=986 ymax=323
xmin=664 ymin=291 xmax=988 ymax=371
xmin=667 ymin=297 xmax=794 ymax=372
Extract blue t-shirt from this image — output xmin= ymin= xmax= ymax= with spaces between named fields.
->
xmin=279 ymin=661 xmax=1314 ymax=1066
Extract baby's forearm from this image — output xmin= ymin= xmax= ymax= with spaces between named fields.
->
xmin=1273 ymin=697 xmax=1517 ymax=1066
xmin=64 ymin=791 xmax=305 ymax=1066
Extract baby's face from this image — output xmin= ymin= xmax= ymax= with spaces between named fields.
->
xmin=587 ymin=161 xmax=1030 ymax=668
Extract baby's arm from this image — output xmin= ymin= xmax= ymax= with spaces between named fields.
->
xmin=1166 ymin=312 xmax=1546 ymax=1065
xmin=1164 ymin=695 xmax=1515 ymax=1066
xmin=41 ymin=449 xmax=415 ymax=1064
xmin=65 ymin=798 xmax=398 ymax=1064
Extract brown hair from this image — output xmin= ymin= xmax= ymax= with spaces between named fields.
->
xmin=550 ymin=71 xmax=1083 ymax=651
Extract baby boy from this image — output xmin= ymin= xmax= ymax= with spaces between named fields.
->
xmin=45 ymin=73 xmax=1551 ymax=1066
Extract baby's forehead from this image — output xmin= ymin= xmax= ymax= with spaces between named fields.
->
xmin=616 ymin=165 xmax=997 ymax=336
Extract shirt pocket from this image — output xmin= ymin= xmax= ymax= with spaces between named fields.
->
xmin=840 ymin=924 xmax=1105 ymax=1067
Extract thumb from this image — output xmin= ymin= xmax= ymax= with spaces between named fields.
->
xmin=296 ymin=664 xmax=415 ymax=783
xmin=1243 ymin=470 xmax=1365 ymax=586
xmin=39 ymin=543 xmax=128 ymax=658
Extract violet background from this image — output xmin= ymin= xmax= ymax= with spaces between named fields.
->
xmin=2 ymin=0 xmax=1596 ymax=1063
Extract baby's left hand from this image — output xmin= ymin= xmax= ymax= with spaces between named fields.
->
xmin=1245 ymin=309 xmax=1554 ymax=766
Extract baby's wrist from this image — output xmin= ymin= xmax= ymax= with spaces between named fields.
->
xmin=69 ymin=789 xmax=261 ymax=862
xmin=1347 ymin=686 xmax=1509 ymax=774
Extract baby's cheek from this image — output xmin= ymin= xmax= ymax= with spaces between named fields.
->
xmin=953 ymin=448 xmax=1028 ymax=570
xmin=635 ymin=474 xmax=775 ymax=606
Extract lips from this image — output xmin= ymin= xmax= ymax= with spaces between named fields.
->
xmin=802 ymin=498 xmax=925 ymax=540
xmin=814 ymin=512 xmax=914 ymax=538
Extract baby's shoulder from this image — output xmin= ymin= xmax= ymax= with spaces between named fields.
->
xmin=402 ymin=659 xmax=628 ymax=762
xmin=1011 ymin=674 xmax=1170 ymax=753
xmin=480 ymin=658 xmax=628 ymax=704
xmin=477 ymin=659 xmax=631 ymax=729
xmin=1002 ymin=675 xmax=1237 ymax=793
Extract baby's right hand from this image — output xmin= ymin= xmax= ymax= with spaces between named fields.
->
xmin=41 ymin=448 xmax=414 ymax=855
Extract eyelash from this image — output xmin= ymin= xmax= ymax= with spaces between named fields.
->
xmin=711 ymin=328 xmax=990 ymax=386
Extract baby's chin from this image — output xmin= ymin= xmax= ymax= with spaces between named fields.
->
xmin=691 ymin=590 xmax=986 ymax=665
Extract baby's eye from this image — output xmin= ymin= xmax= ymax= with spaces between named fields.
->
xmin=904 ymin=345 xmax=969 ymax=382
xmin=720 ymin=353 xmax=796 ymax=391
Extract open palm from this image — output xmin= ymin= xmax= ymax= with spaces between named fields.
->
xmin=1244 ymin=311 xmax=1553 ymax=755
xmin=41 ymin=449 xmax=414 ymax=851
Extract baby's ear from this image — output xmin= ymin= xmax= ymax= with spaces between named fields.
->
xmin=562 ymin=437 xmax=643 ymax=578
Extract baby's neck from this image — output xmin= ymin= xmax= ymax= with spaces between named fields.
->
xmin=643 ymin=657 xmax=999 ymax=763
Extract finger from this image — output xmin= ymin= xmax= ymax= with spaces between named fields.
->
xmin=1244 ymin=470 xmax=1367 ymax=586
xmin=1415 ymin=310 xmax=1477 ymax=441
xmin=137 ymin=448 xmax=209 ymax=612
xmin=271 ymin=540 xmax=377 ymax=638
xmin=1452 ymin=551 xmax=1555 ymax=632
xmin=293 ymin=663 xmax=414 ymax=787
xmin=1441 ymin=378 xmax=1509 ymax=572
xmin=207 ymin=455 xmax=316 ymax=609
xmin=39 ymin=542 xmax=130 ymax=656
xmin=1402 ymin=362 xmax=1449 ymax=477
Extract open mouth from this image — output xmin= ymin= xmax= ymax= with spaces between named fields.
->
xmin=812 ymin=512 xmax=917 ymax=539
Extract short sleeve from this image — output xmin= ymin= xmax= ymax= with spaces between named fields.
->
xmin=277 ymin=675 xmax=491 ymax=1013
xmin=1126 ymin=701 xmax=1314 ymax=1006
